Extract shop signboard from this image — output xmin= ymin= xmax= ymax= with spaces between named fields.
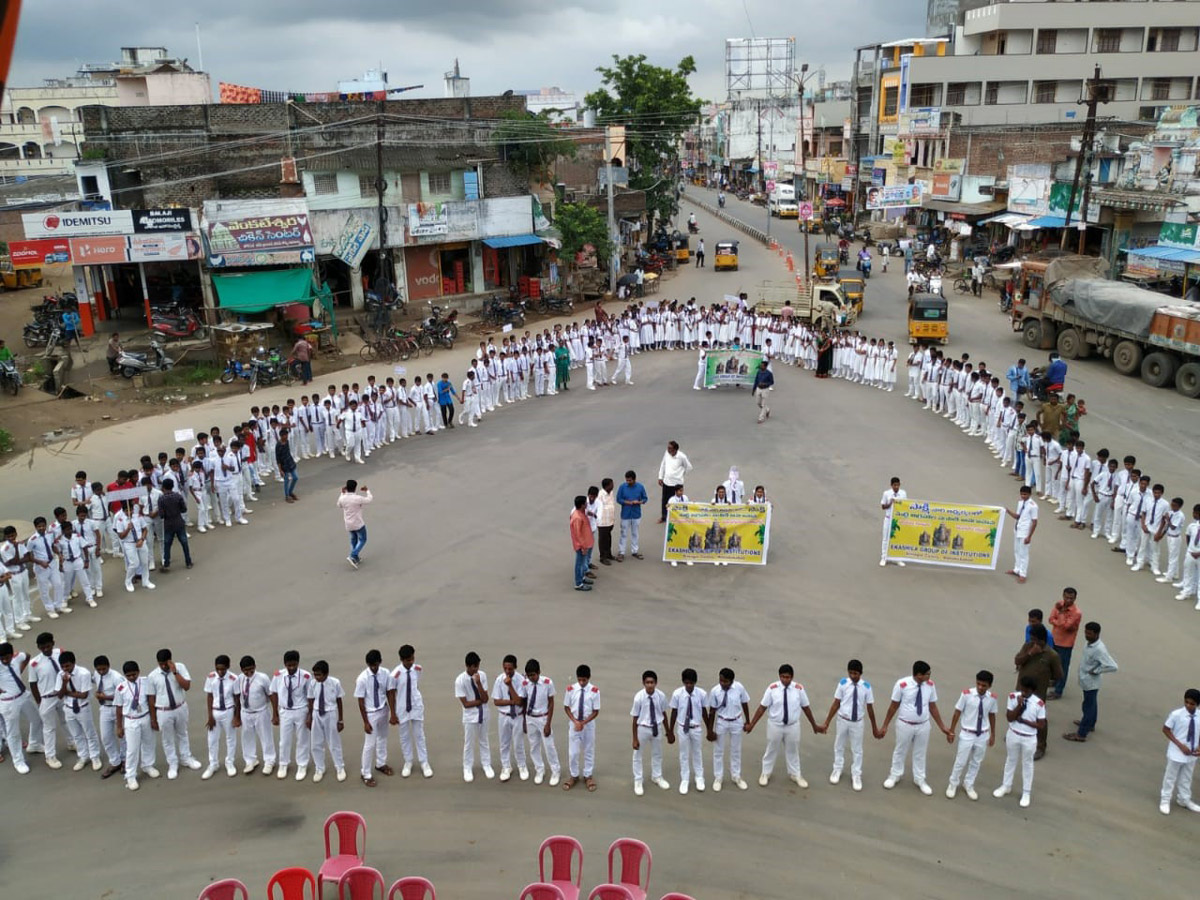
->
xmin=127 ymin=234 xmax=203 ymax=263
xmin=6 ymin=238 xmax=71 ymax=267
xmin=408 ymin=202 xmax=450 ymax=237
xmin=23 ymin=210 xmax=134 ymax=238
xmin=331 ymin=213 xmax=375 ymax=268
xmin=865 ymin=183 xmax=922 ymax=210
xmin=132 ymin=209 xmax=193 ymax=233
xmin=69 ymin=236 xmax=129 ymax=264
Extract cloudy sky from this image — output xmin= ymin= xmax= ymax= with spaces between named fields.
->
xmin=11 ymin=0 xmax=926 ymax=103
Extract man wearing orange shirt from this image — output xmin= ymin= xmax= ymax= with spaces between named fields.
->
xmin=1047 ymin=588 xmax=1081 ymax=700
xmin=570 ymin=496 xmax=594 ymax=593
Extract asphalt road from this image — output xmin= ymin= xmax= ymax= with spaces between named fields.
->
xmin=0 ymin=198 xmax=1196 ymax=898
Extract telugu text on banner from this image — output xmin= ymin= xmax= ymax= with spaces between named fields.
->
xmin=704 ymin=350 xmax=763 ymax=388
xmin=663 ymin=502 xmax=771 ymax=566
xmin=885 ymin=499 xmax=1004 ymax=569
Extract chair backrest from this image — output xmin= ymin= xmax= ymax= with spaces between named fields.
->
xmin=588 ymin=885 xmax=635 ymax=900
xmin=659 ymin=895 xmax=697 ymax=900
xmin=325 ymin=811 xmax=367 ymax=861
xmin=538 ymin=835 xmax=584 ymax=888
xmin=338 ymin=865 xmax=385 ymax=900
xmin=608 ymin=839 xmax=652 ymax=893
xmin=388 ymin=876 xmax=436 ymax=900
xmin=267 ymin=866 xmax=317 ymax=900
xmin=197 ymin=879 xmax=249 ymax=900
xmin=519 ymin=883 xmax=567 ymax=900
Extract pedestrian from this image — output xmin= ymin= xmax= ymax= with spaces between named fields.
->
xmin=29 ymin=632 xmax=65 ymax=768
xmin=669 ymin=668 xmax=707 ymax=795
xmin=338 ymin=480 xmax=372 ymax=570
xmin=1005 ymin=484 xmax=1038 ymax=583
xmin=1063 ymin=621 xmax=1118 ymax=742
xmin=753 ymin=360 xmax=774 ymax=424
xmin=945 ymin=670 xmax=997 ymax=801
xmin=307 ymin=659 xmax=346 ymax=783
xmin=91 ymin=654 xmax=123 ymax=778
xmin=217 ymin=440 xmax=249 ymax=527
xmin=146 ymin=648 xmax=202 ymax=779
xmin=695 ymin=238 xmax=705 ymax=268
xmin=106 ymin=332 xmax=122 ymax=373
xmin=570 ymin=496 xmax=594 ymax=592
xmin=1047 ymin=588 xmax=1081 ymax=699
xmin=201 ymin=654 xmax=240 ymax=780
xmin=436 ymin=372 xmax=459 ymax=429
xmin=237 ymin=655 xmax=276 ymax=775
xmin=455 ymin=651 xmax=493 ymax=783
xmin=1014 ymin=623 xmax=1062 ymax=760
xmin=880 ymin=476 xmax=907 ymax=568
xmin=563 ymin=663 xmax=600 ymax=792
xmin=615 ymin=470 xmax=648 ymax=561
xmin=1158 ymin=688 xmax=1200 ymax=815
xmin=522 ymin=658 xmax=560 ymax=786
xmin=878 ymin=660 xmax=951 ymax=795
xmin=821 ymin=659 xmax=877 ymax=792
xmin=276 ymin=427 xmax=299 ymax=503
xmin=391 ymin=645 xmax=432 ymax=778
xmin=187 ymin=462 xmax=211 ymax=535
xmin=746 ymin=663 xmax=823 ymax=789
xmin=494 ymin=654 xmax=529 ymax=782
xmin=584 ymin=486 xmax=600 ymax=576
xmin=28 ymin=516 xmax=65 ymax=617
xmin=1157 ymin=496 xmax=1186 ymax=585
xmin=1133 ymin=482 xmax=1170 ymax=574
xmin=705 ymin=667 xmax=750 ymax=792
xmin=630 ymin=669 xmax=671 ymax=796
xmin=354 ymin=649 xmax=395 ymax=788
xmin=1175 ymin=503 xmax=1200 ymax=604
xmin=291 ymin=334 xmax=312 ymax=385
xmin=58 ymin=650 xmax=102 ymax=772
xmin=270 ymin=650 xmax=312 ymax=781
xmin=657 ymin=441 xmax=694 ymax=522
xmin=55 ymin=521 xmax=96 ymax=609
xmin=114 ymin=659 xmax=157 ymax=791
xmin=597 ymin=478 xmax=617 ymax=566
xmin=994 ymin=675 xmax=1045 ymax=808
xmin=157 ymin=478 xmax=192 ymax=572
xmin=2 ymin=526 xmax=33 ymax=634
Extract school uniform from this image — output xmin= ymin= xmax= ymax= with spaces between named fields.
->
xmin=456 ymin=669 xmax=492 ymax=779
xmin=1108 ymin=469 xmax=1132 ymax=542
xmin=271 ymin=667 xmax=312 ymax=773
xmin=203 ymin=669 xmax=240 ymax=776
xmin=92 ymin=667 xmax=125 ymax=769
xmin=0 ymin=651 xmax=42 ymax=770
xmin=707 ymin=680 xmax=749 ymax=787
xmin=1133 ymin=496 xmax=1168 ymax=572
xmin=494 ymin=672 xmax=528 ymax=779
xmin=27 ymin=530 xmax=64 ymax=615
xmin=355 ymin=666 xmax=393 ymax=779
xmin=1090 ymin=468 xmax=1117 ymax=539
xmin=831 ymin=677 xmax=874 ymax=784
xmin=997 ymin=692 xmax=1044 ymax=803
xmin=217 ymin=449 xmax=248 ymax=525
xmin=521 ymin=674 xmax=560 ymax=784
xmin=1122 ymin=485 xmax=1150 ymax=557
xmin=630 ymin=687 xmax=668 ymax=788
xmin=29 ymin=648 xmax=65 ymax=762
xmin=55 ymin=533 xmax=95 ymax=607
xmin=391 ymin=663 xmax=430 ymax=774
xmin=115 ymin=675 xmax=157 ymax=787
xmin=947 ymin=688 xmax=996 ymax=795
xmin=758 ymin=680 xmax=809 ymax=783
xmin=671 ymin=685 xmax=708 ymax=790
xmin=1 ymin=538 xmax=32 ymax=634
xmin=880 ymin=487 xmax=907 ymax=565
xmin=1176 ymin=521 xmax=1200 ymax=603
xmin=146 ymin=663 xmax=201 ymax=776
xmin=239 ymin=670 xmax=276 ymax=771
xmin=1012 ymin=496 xmax=1038 ymax=579
xmin=308 ymin=675 xmax=346 ymax=778
xmin=1068 ymin=450 xmax=1092 ymax=524
xmin=565 ymin=680 xmax=600 ymax=779
xmin=61 ymin=665 xmax=102 ymax=768
xmin=1160 ymin=705 xmax=1200 ymax=813
xmin=1159 ymin=509 xmax=1186 ymax=583
xmin=886 ymin=677 xmax=937 ymax=788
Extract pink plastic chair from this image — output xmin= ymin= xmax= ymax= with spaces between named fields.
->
xmin=659 ymin=895 xmax=697 ymax=900
xmin=588 ymin=886 xmax=635 ymax=900
xmin=268 ymin=866 xmax=317 ymax=900
xmin=388 ymin=876 xmax=436 ymax=900
xmin=538 ymin=835 xmax=584 ymax=900
xmin=338 ymin=865 xmax=385 ymax=900
xmin=607 ymin=839 xmax=652 ymax=900
xmin=519 ymin=884 xmax=567 ymax=900
xmin=318 ymin=811 xmax=367 ymax=895
xmin=197 ymin=879 xmax=249 ymax=900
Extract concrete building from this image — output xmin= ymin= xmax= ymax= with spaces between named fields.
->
xmin=518 ymin=88 xmax=580 ymax=123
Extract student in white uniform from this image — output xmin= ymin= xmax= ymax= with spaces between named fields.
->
xmin=612 ymin=336 xmax=633 ymax=385
xmin=878 ymin=660 xmax=951 ymax=795
xmin=1107 ymin=455 xmax=1136 ymax=542
xmin=880 ymin=477 xmax=907 ymax=567
xmin=1122 ymin=474 xmax=1151 ymax=560
xmin=270 ymin=650 xmax=312 ymax=780
xmin=55 ymin=522 xmax=95 ymax=608
xmin=705 ymin=667 xmax=750 ymax=791
xmin=1005 ymin=485 xmax=1038 ymax=583
xmin=392 ymin=645 xmax=432 ymax=778
xmin=563 ymin=663 xmax=600 ymax=791
xmin=493 ymin=654 xmax=528 ymax=782
xmin=694 ymin=335 xmax=712 ymax=390
xmin=455 ymin=651 xmax=493 ymax=782
xmin=202 ymin=654 xmax=240 ymax=780
xmin=669 ymin=668 xmax=707 ymax=794
xmin=458 ymin=370 xmax=481 ymax=427
xmin=238 ymin=655 xmax=276 ymax=775
xmin=1133 ymin=483 xmax=1169 ymax=573
xmin=114 ymin=660 xmax=158 ymax=791
xmin=354 ymin=649 xmax=395 ymax=788
xmin=1174 ymin=505 xmax=1200 ymax=605
xmin=994 ymin=676 xmax=1045 ymax=808
xmin=58 ymin=651 xmax=102 ymax=771
xmin=1157 ymin=498 xmax=1186 ymax=585
xmin=1159 ymin=688 xmax=1200 ymax=815
xmin=521 ymin=658 xmax=560 ymax=786
xmin=146 ymin=648 xmax=202 ymax=779
xmin=630 ymin=669 xmax=671 ymax=796
xmin=72 ymin=506 xmax=104 ymax=600
xmin=28 ymin=517 xmax=65 ymax=618
xmin=340 ymin=400 xmax=367 ymax=464
xmin=2 ymin=528 xmax=33 ymax=634
xmin=217 ymin=442 xmax=249 ymax=526
xmin=821 ymin=659 xmax=878 ymax=792
xmin=307 ymin=659 xmax=346 ymax=783
xmin=746 ymin=663 xmax=822 ymax=789
xmin=28 ymin=635 xmax=65 ymax=767
xmin=91 ymin=654 xmax=124 ymax=778
xmin=945 ymin=670 xmax=997 ymax=800
xmin=1089 ymin=457 xmax=1118 ymax=540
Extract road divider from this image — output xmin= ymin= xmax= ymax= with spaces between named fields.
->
xmin=681 ymin=195 xmax=770 ymax=246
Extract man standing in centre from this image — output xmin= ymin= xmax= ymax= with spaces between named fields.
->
xmin=616 ymin=470 xmax=649 ymax=561
xmin=657 ymin=441 xmax=693 ymax=524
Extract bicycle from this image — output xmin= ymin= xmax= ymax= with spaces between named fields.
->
xmin=953 ymin=275 xmax=972 ymax=295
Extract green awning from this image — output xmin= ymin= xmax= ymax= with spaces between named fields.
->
xmin=212 ymin=268 xmax=317 ymax=314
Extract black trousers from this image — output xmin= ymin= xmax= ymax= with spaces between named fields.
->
xmin=661 ymin=483 xmax=678 ymax=519
xmin=163 ymin=524 xmax=192 ymax=567
xmin=441 ymin=403 xmax=454 ymax=427
xmin=598 ymin=525 xmax=614 ymax=560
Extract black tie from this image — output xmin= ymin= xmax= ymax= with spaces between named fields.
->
xmin=528 ymin=683 xmax=538 ymax=717
xmin=287 ymin=675 xmax=294 ymax=707
xmin=71 ymin=673 xmax=81 ymax=713
xmin=648 ymin=694 xmax=658 ymax=737
xmin=684 ymin=693 xmax=693 ymax=729
xmin=976 ymin=694 xmax=984 ymax=732
xmin=405 ymin=671 xmax=413 ymax=713
xmin=218 ymin=677 xmax=226 ymax=711
xmin=577 ymin=688 xmax=584 ymax=721
xmin=6 ymin=662 xmax=26 ymax=696
xmin=319 ymin=683 xmax=326 ymax=715
xmin=914 ymin=683 xmax=924 ymax=717
xmin=782 ymin=687 xmax=789 ymax=725
xmin=49 ymin=655 xmax=60 ymax=675
xmin=164 ymin=672 xmax=176 ymax=708
xmin=1189 ymin=714 xmax=1196 ymax=751
xmin=471 ymin=679 xmax=483 ymax=723
xmin=851 ymin=683 xmax=859 ymax=722
xmin=720 ymin=689 xmax=728 ymax=711
xmin=373 ymin=673 xmax=380 ymax=708
xmin=508 ymin=681 xmax=518 ymax=718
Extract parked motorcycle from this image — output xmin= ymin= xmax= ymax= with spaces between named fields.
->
xmin=220 ymin=357 xmax=255 ymax=387
xmin=0 ymin=358 xmax=22 ymax=395
xmin=22 ymin=319 xmax=60 ymax=349
xmin=115 ymin=341 xmax=175 ymax=379
xmin=29 ymin=291 xmax=79 ymax=320
xmin=536 ymin=294 xmax=574 ymax=316
xmin=426 ymin=303 xmax=460 ymax=342
xmin=150 ymin=305 xmax=203 ymax=340
xmin=480 ymin=295 xmax=525 ymax=328
xmin=419 ymin=315 xmax=456 ymax=350
xmin=247 ymin=347 xmax=293 ymax=393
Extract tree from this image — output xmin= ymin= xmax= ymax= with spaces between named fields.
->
xmin=491 ymin=110 xmax=577 ymax=185
xmin=554 ymin=202 xmax=612 ymax=298
xmin=585 ymin=54 xmax=702 ymax=234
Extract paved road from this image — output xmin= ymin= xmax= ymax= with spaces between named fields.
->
xmin=0 ymin=203 xmax=1196 ymax=898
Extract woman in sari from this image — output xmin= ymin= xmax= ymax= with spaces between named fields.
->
xmin=816 ymin=331 xmax=834 ymax=378
xmin=554 ymin=341 xmax=571 ymax=391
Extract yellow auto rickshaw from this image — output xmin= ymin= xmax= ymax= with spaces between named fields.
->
xmin=801 ymin=218 xmax=824 ymax=234
xmin=908 ymin=293 xmax=948 ymax=344
xmin=837 ymin=269 xmax=865 ymax=316
xmin=814 ymin=243 xmax=840 ymax=279
xmin=673 ymin=232 xmax=690 ymax=263
xmin=714 ymin=240 xmax=739 ymax=271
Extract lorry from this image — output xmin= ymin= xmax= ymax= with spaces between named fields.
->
xmin=768 ymin=184 xmax=798 ymax=218
xmin=753 ymin=279 xmax=856 ymax=330
xmin=1012 ymin=253 xmax=1200 ymax=398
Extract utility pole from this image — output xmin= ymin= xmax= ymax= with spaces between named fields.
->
xmin=376 ymin=101 xmax=389 ymax=283
xmin=605 ymin=126 xmax=618 ymax=296
xmin=1060 ymin=65 xmax=1104 ymax=252
xmin=798 ymin=63 xmax=811 ymax=287
xmin=756 ymin=100 xmax=763 ymax=194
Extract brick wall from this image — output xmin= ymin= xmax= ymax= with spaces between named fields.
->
xmin=947 ymin=122 xmax=1153 ymax=179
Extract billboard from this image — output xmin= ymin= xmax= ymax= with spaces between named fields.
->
xmin=899 ymin=107 xmax=942 ymax=136
xmin=23 ymin=210 xmax=134 ymax=238
xmin=865 ymin=184 xmax=923 ymax=210
xmin=931 ymin=173 xmax=962 ymax=201
xmin=724 ymin=37 xmax=796 ymax=98
xmin=6 ymin=239 xmax=71 ymax=267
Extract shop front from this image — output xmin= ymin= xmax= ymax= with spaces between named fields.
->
xmin=310 ymin=206 xmax=405 ymax=311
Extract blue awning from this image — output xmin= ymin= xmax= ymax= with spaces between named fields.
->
xmin=1026 ymin=215 xmax=1068 ymax=228
xmin=1127 ymin=245 xmax=1200 ymax=264
xmin=482 ymin=234 xmax=543 ymax=249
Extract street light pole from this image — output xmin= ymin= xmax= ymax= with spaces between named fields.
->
xmin=798 ymin=63 xmax=811 ymax=288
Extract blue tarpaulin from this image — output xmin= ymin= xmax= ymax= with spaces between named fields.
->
xmin=482 ymin=234 xmax=543 ymax=249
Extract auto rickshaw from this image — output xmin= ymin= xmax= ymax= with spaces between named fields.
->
xmin=908 ymin=293 xmax=949 ymax=344
xmin=837 ymin=269 xmax=865 ymax=316
xmin=814 ymin=243 xmax=840 ymax=279
xmin=801 ymin=217 xmax=824 ymax=234
xmin=714 ymin=240 xmax=739 ymax=271
xmin=672 ymin=232 xmax=690 ymax=263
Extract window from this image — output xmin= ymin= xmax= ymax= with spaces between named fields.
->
xmin=946 ymin=82 xmax=967 ymax=105
xmin=359 ymin=174 xmax=375 ymax=198
xmin=909 ymin=84 xmax=936 ymax=107
xmin=80 ymin=174 xmax=100 ymax=199
xmin=427 ymin=171 xmax=452 ymax=194
xmin=1037 ymin=30 xmax=1057 ymax=54
xmin=882 ymin=87 xmax=898 ymax=117
xmin=1160 ymin=28 xmax=1180 ymax=52
xmin=829 ymin=141 xmax=843 ymax=157
xmin=1034 ymin=81 xmax=1056 ymax=103
xmin=1095 ymin=29 xmax=1121 ymax=53
xmin=985 ymin=83 xmax=998 ymax=105
xmin=1152 ymin=78 xmax=1171 ymax=100
xmin=311 ymin=172 xmax=338 ymax=195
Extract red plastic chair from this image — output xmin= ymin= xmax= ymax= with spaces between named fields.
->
xmin=267 ymin=866 xmax=317 ymax=900
xmin=317 ymin=811 xmax=367 ymax=896
xmin=607 ymin=839 xmax=652 ymax=900
xmin=338 ymin=865 xmax=385 ymax=900
xmin=388 ymin=876 xmax=436 ymax=900
xmin=197 ymin=879 xmax=248 ymax=900
xmin=538 ymin=835 xmax=583 ymax=900
xmin=588 ymin=886 xmax=635 ymax=900
xmin=519 ymin=884 xmax=567 ymax=900
xmin=659 ymin=895 xmax=697 ymax=900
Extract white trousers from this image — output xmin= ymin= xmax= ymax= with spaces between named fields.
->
xmin=568 ymin=721 xmax=595 ymax=777
xmin=632 ymin=724 xmax=664 ymax=781
xmin=711 ymin=721 xmax=743 ymax=779
xmin=396 ymin=716 xmax=429 ymax=765
xmin=524 ymin=715 xmax=560 ymax=775
xmin=1163 ymin=535 xmax=1182 ymax=580
xmin=121 ymin=542 xmax=151 ymax=588
xmin=122 ymin=716 xmax=156 ymax=779
xmin=1026 ymin=458 xmax=1043 ymax=492
xmin=32 ymin=565 xmax=63 ymax=613
xmin=156 ymin=705 xmax=197 ymax=770
xmin=361 ymin=707 xmax=390 ymax=776
xmin=1071 ymin=479 xmax=1088 ymax=523
xmin=498 ymin=713 xmax=527 ymax=769
xmin=832 ymin=716 xmax=865 ymax=778
xmin=1091 ymin=498 xmax=1113 ymax=538
xmin=240 ymin=707 xmax=276 ymax=766
xmin=217 ymin=484 xmax=245 ymax=524
xmin=296 ymin=427 xmax=313 ymax=457
xmin=310 ymin=710 xmax=344 ymax=773
xmin=613 ymin=358 xmax=632 ymax=384
xmin=1 ymin=694 xmax=41 ymax=768
xmin=6 ymin=570 xmax=31 ymax=624
xmin=342 ymin=428 xmax=365 ymax=463
xmin=1180 ymin=553 xmax=1200 ymax=599
xmin=1161 ymin=757 xmax=1197 ymax=805
xmin=694 ymin=362 xmax=706 ymax=389
xmin=206 ymin=708 xmax=237 ymax=767
xmin=1124 ymin=518 xmax=1144 ymax=560
xmin=948 ymin=730 xmax=989 ymax=788
xmin=385 ymin=407 xmax=400 ymax=441
xmin=1109 ymin=495 xmax=1128 ymax=541
xmin=881 ymin=517 xmax=892 ymax=561
xmin=761 ymin=721 xmax=800 ymax=777
xmin=1001 ymin=730 xmax=1036 ymax=794
xmin=1013 ymin=532 xmax=1031 ymax=577
xmin=38 ymin=698 xmax=62 ymax=759
xmin=676 ymin=724 xmax=705 ymax=783
xmin=98 ymin=705 xmax=124 ymax=766
xmin=890 ymin=719 xmax=931 ymax=782
xmin=60 ymin=560 xmax=94 ymax=604
xmin=278 ymin=708 xmax=310 ymax=767
xmin=64 ymin=703 xmax=101 ymax=761
xmin=463 ymin=719 xmax=491 ymax=771
xmin=0 ymin=582 xmax=17 ymax=634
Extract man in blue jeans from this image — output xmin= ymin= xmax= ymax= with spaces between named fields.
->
xmin=1062 ymin=622 xmax=1118 ymax=743
xmin=337 ymin=479 xmax=372 ymax=569
xmin=276 ymin=428 xmax=299 ymax=503
xmin=615 ymin=469 xmax=648 ymax=561
xmin=570 ymin=496 xmax=594 ymax=592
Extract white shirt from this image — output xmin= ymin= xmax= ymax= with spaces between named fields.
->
xmin=56 ymin=534 xmax=87 ymax=564
xmin=1 ymin=539 xmax=25 ymax=573
xmin=204 ymin=670 xmax=240 ymax=713
xmin=27 ymin=531 xmax=58 ymax=565
xmin=1069 ymin=451 xmax=1091 ymax=480
xmin=1006 ymin=691 xmax=1045 ymax=737
xmin=239 ymin=670 xmax=272 ymax=712
xmin=1166 ymin=509 xmax=1185 ymax=538
xmin=1013 ymin=498 xmax=1039 ymax=536
xmin=115 ymin=675 xmax=150 ymax=718
xmin=833 ymin=677 xmax=874 ymax=723
xmin=354 ymin=666 xmax=394 ymax=714
xmin=1165 ymin=706 xmax=1200 ymax=763
xmin=564 ymin=680 xmax=601 ymax=722
xmin=29 ymin=648 xmax=64 ymax=695
xmin=955 ymin=689 xmax=997 ymax=735
xmin=0 ymin=650 xmax=30 ymax=700
xmin=455 ymin=669 xmax=489 ymax=724
xmin=881 ymin=487 xmax=906 ymax=521
xmin=1145 ymin=497 xmax=1169 ymax=529
xmin=62 ymin=665 xmax=93 ymax=712
xmin=670 ymin=686 xmax=708 ymax=729
xmin=146 ymin=662 xmax=192 ymax=710
xmin=759 ymin=680 xmax=809 ymax=727
xmin=309 ymin=676 xmax=345 ymax=716
xmin=522 ymin=676 xmax=555 ymax=717
xmin=493 ymin=672 xmax=524 ymax=719
xmin=707 ymin=681 xmax=749 ymax=722
xmin=630 ymin=687 xmax=668 ymax=729
xmin=1188 ymin=521 xmax=1200 ymax=555
xmin=270 ymin=667 xmax=313 ymax=712
xmin=658 ymin=451 xmax=693 ymax=486
xmin=92 ymin=667 xmax=119 ymax=708
xmin=890 ymin=677 xmax=937 ymax=724
xmin=391 ymin=663 xmax=424 ymax=717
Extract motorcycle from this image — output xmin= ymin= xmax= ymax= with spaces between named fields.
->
xmin=860 ymin=256 xmax=872 ymax=279
xmin=29 ymin=291 xmax=78 ymax=320
xmin=115 ymin=341 xmax=175 ymax=379
xmin=838 ymin=247 xmax=850 ymax=266
xmin=247 ymin=347 xmax=294 ymax=393
xmin=426 ymin=303 xmax=459 ymax=342
xmin=480 ymin=295 xmax=525 ymax=328
xmin=717 ymin=193 xmax=726 ymax=208
xmin=687 ymin=220 xmax=699 ymax=234
xmin=419 ymin=316 xmax=456 ymax=350
xmin=0 ymin=358 xmax=22 ymax=396
xmin=22 ymin=319 xmax=59 ymax=349
xmin=1027 ymin=366 xmax=1064 ymax=403
xmin=220 ymin=357 xmax=255 ymax=387
xmin=150 ymin=305 xmax=203 ymax=340
xmin=536 ymin=294 xmax=574 ymax=316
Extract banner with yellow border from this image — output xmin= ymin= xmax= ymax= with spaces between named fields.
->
xmin=663 ymin=502 xmax=771 ymax=566
xmin=885 ymin=499 xmax=1004 ymax=569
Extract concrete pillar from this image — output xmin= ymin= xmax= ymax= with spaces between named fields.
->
xmin=350 ymin=266 xmax=365 ymax=310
